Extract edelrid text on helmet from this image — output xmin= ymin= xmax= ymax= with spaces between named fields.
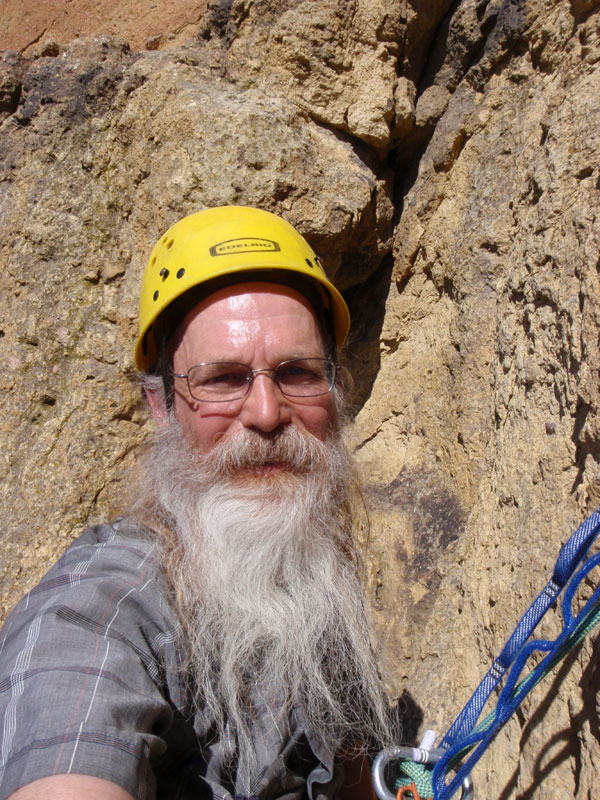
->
xmin=135 ymin=206 xmax=350 ymax=371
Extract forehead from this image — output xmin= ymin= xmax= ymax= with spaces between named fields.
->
xmin=171 ymin=282 xmax=326 ymax=362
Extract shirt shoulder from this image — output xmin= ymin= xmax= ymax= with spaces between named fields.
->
xmin=6 ymin=519 xmax=172 ymax=641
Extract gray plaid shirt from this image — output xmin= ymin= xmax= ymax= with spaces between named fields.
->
xmin=0 ymin=520 xmax=342 ymax=800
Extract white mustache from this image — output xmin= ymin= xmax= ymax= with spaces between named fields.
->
xmin=198 ymin=425 xmax=332 ymax=476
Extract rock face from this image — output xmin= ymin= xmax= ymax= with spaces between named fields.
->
xmin=2 ymin=0 xmax=600 ymax=797
xmin=0 ymin=0 xmax=208 ymax=54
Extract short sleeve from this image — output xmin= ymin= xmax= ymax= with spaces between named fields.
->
xmin=0 ymin=522 xmax=187 ymax=800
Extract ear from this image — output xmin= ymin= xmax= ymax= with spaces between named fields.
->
xmin=145 ymin=386 xmax=170 ymax=430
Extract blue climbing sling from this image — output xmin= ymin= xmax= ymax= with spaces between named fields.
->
xmin=372 ymin=506 xmax=600 ymax=800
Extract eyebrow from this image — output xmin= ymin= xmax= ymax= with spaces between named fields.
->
xmin=186 ymin=352 xmax=327 ymax=365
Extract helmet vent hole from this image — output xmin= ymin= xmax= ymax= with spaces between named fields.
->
xmin=177 ymin=268 xmax=185 ymax=278
xmin=305 ymin=258 xmax=313 ymax=268
xmin=153 ymin=290 xmax=159 ymax=301
xmin=151 ymin=256 xmax=157 ymax=266
xmin=166 ymin=238 xmax=174 ymax=249
xmin=160 ymin=268 xmax=170 ymax=281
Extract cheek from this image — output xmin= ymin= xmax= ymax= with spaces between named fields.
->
xmin=174 ymin=398 xmax=235 ymax=448
xmin=294 ymin=397 xmax=337 ymax=440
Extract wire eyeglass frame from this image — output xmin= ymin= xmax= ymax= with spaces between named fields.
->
xmin=173 ymin=357 xmax=339 ymax=403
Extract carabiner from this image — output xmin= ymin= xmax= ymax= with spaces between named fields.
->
xmin=371 ymin=746 xmax=474 ymax=800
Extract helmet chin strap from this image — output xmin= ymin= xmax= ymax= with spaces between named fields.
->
xmin=157 ymin=326 xmax=175 ymax=411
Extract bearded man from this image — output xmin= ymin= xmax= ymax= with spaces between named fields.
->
xmin=0 ymin=207 xmax=395 ymax=800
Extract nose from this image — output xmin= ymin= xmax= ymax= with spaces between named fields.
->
xmin=238 ymin=372 xmax=291 ymax=433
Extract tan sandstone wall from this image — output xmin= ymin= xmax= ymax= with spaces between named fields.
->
xmin=2 ymin=1 xmax=600 ymax=797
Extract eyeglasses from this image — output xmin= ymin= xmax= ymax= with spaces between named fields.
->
xmin=173 ymin=358 xmax=338 ymax=403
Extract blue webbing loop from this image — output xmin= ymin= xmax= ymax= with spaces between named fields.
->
xmin=441 ymin=508 xmax=600 ymax=752
xmin=553 ymin=510 xmax=600 ymax=585
xmin=430 ymin=508 xmax=600 ymax=800
xmin=374 ymin=507 xmax=600 ymax=800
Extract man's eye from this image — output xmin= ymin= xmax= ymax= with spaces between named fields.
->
xmin=278 ymin=364 xmax=321 ymax=384
xmin=203 ymin=371 xmax=247 ymax=387
xmin=189 ymin=366 xmax=249 ymax=390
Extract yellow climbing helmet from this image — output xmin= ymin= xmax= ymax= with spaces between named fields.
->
xmin=134 ymin=206 xmax=350 ymax=371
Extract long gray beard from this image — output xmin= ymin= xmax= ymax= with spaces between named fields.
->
xmin=134 ymin=421 xmax=393 ymax=788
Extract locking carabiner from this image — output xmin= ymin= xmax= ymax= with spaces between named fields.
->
xmin=371 ymin=745 xmax=474 ymax=800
